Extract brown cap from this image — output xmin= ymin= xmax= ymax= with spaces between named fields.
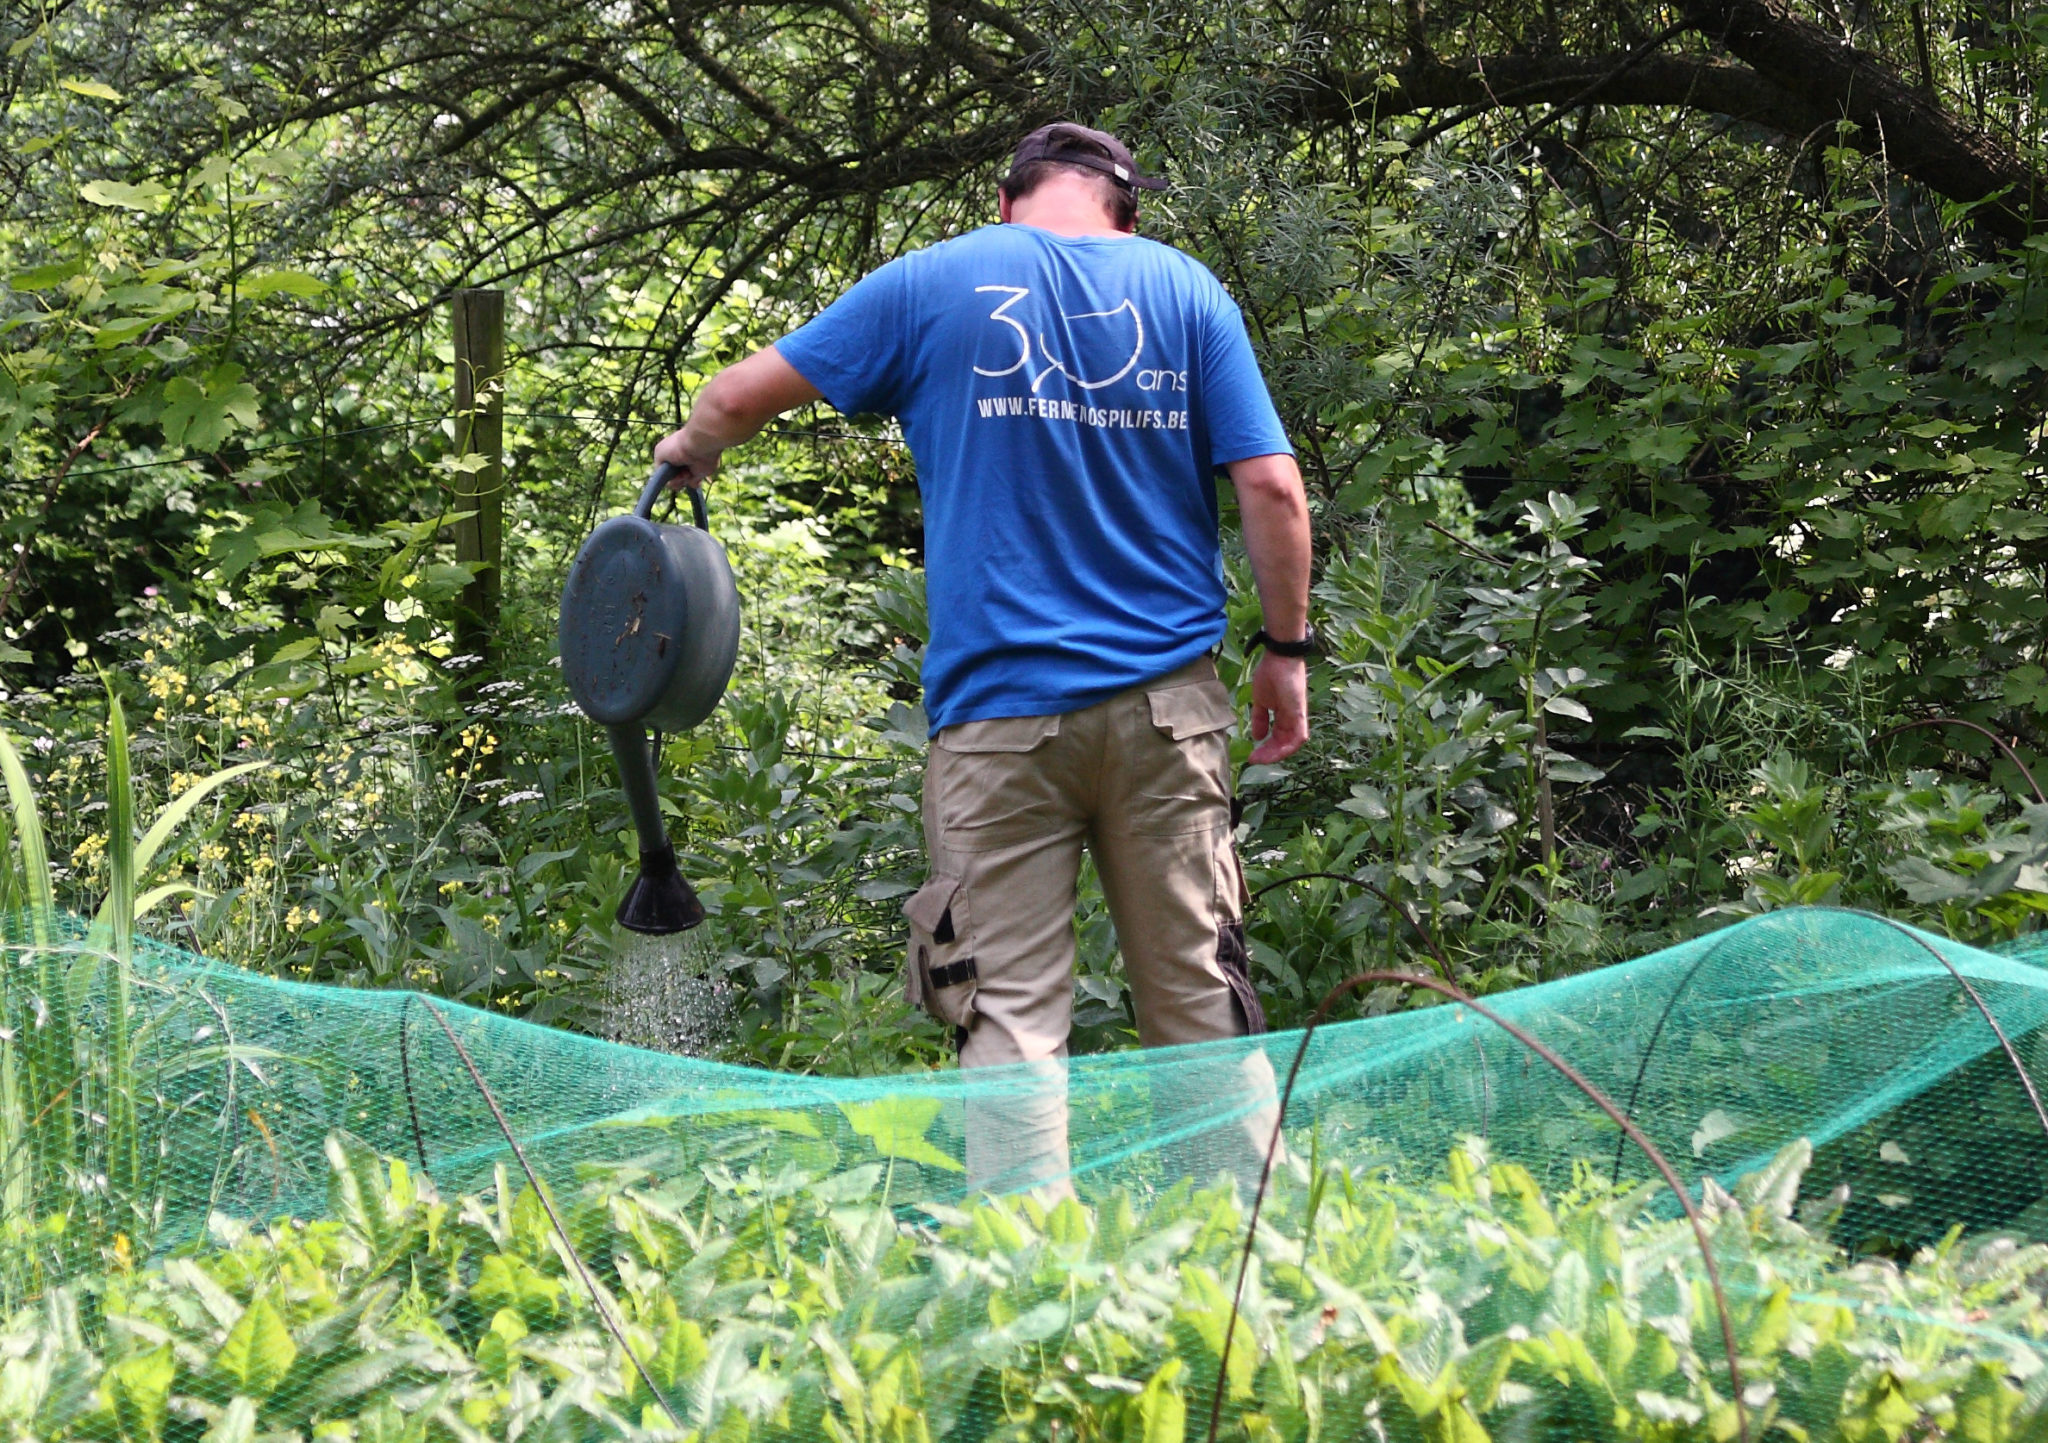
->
xmin=1006 ymin=121 xmax=1168 ymax=192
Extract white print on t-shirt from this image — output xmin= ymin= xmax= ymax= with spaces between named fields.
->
xmin=971 ymin=285 xmax=1146 ymax=392
xmin=970 ymin=285 xmax=1190 ymax=429
xmin=973 ymin=395 xmax=1189 ymax=428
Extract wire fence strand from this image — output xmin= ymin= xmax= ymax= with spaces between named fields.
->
xmin=14 ymin=408 xmax=903 ymax=491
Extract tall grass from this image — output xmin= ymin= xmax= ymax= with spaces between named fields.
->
xmin=0 ymin=688 xmax=263 ymax=1302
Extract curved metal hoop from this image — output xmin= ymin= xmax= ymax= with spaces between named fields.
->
xmin=1609 ymin=907 xmax=2048 ymax=1189
xmin=1610 ymin=925 xmax=1747 ymax=1184
xmin=1876 ymin=718 xmax=2047 ymax=805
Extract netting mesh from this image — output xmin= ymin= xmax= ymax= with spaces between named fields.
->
xmin=8 ymin=907 xmax=2048 ymax=1441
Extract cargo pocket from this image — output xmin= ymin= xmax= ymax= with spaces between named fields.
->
xmin=1147 ymin=680 xmax=1236 ymax=742
xmin=1216 ymin=920 xmax=1267 ymax=1035
xmin=903 ymin=874 xmax=978 ymax=1031
xmin=1135 ymin=680 xmax=1236 ymax=835
xmin=936 ymin=714 xmax=1061 ymax=753
xmin=933 ymin=714 xmax=1063 ymax=851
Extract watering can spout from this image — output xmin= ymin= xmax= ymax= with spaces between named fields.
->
xmin=562 ymin=464 xmax=737 ymax=935
xmin=606 ymin=723 xmax=707 ymax=935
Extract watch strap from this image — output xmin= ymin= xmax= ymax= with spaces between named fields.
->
xmin=1247 ymin=626 xmax=1316 ymax=658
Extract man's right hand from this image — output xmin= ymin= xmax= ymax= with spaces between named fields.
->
xmin=1247 ymin=651 xmax=1308 ymax=763
xmin=653 ymin=428 xmax=721 ymax=489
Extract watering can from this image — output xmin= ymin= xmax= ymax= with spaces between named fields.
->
xmin=559 ymin=463 xmax=741 ymax=934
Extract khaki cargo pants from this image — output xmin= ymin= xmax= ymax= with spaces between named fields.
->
xmin=902 ymin=656 xmax=1283 ymax=1195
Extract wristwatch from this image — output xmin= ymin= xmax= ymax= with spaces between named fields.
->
xmin=1246 ymin=624 xmax=1317 ymax=658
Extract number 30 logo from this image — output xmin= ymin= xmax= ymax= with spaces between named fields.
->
xmin=972 ymin=285 xmax=1146 ymax=392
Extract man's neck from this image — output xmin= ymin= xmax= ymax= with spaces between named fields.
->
xmin=1003 ymin=177 xmax=1131 ymax=237
xmin=1009 ymin=211 xmax=1126 ymax=237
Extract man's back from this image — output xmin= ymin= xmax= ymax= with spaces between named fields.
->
xmin=655 ymin=126 xmax=1311 ymax=1195
xmin=777 ymin=223 xmax=1288 ymax=732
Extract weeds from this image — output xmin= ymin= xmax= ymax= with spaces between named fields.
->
xmin=0 ymin=690 xmax=265 ymax=1305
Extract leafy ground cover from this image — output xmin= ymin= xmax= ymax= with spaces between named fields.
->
xmin=9 ymin=1129 xmax=2047 ymax=1443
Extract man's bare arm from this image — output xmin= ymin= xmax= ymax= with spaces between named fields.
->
xmin=1227 ymin=452 xmax=1312 ymax=764
xmin=653 ymin=345 xmax=823 ymax=486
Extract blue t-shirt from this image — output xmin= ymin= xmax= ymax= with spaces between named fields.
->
xmin=775 ymin=223 xmax=1291 ymax=733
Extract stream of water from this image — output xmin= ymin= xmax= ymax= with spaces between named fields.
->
xmin=599 ymin=926 xmax=739 ymax=1056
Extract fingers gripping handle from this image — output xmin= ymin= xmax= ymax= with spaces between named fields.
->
xmin=637 ymin=462 xmax=711 ymax=530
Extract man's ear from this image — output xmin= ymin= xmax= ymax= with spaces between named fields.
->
xmin=998 ymin=188 xmax=1014 ymax=224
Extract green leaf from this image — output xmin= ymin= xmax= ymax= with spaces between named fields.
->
xmin=134 ymin=760 xmax=267 ymax=881
xmin=238 ymin=270 xmax=327 ymax=300
xmin=107 ymin=1344 xmax=175 ymax=1443
xmin=471 ymin=1253 xmax=564 ymax=1327
xmin=133 ymin=881 xmax=201 ymax=918
xmin=1736 ymin=1137 xmax=1813 ymax=1220
xmin=649 ymin=1317 xmax=708 ymax=1390
xmin=10 ymin=260 xmax=82 ymax=291
xmin=200 ymin=1396 xmax=257 ymax=1443
xmin=1135 ymin=1358 xmax=1186 ymax=1443
xmin=59 ymin=78 xmax=122 ymax=100
xmin=80 ymin=179 xmax=170 ymax=210
xmin=475 ymin=1308 xmax=527 ymax=1382
xmin=161 ymin=365 xmax=260 ymax=451
xmin=837 ymin=1096 xmax=964 ymax=1172
xmin=0 ymin=730 xmax=54 ymax=926
xmin=1340 ymin=782 xmax=1391 ymax=820
xmin=853 ymin=878 xmax=913 ymax=901
xmin=1883 ymin=855 xmax=1979 ymax=904
xmin=212 ymin=1297 xmax=297 ymax=1399
xmin=92 ymin=684 xmax=135 ymax=960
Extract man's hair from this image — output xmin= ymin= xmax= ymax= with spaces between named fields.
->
xmin=1001 ymin=159 xmax=1139 ymax=230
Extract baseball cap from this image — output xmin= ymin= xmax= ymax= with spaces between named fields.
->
xmin=1006 ymin=122 xmax=1169 ymax=192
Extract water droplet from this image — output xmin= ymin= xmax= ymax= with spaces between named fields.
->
xmin=600 ymin=926 xmax=737 ymax=1056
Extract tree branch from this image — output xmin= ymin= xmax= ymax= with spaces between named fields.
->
xmin=1685 ymin=0 xmax=2039 ymax=240
xmin=1316 ymin=26 xmax=2043 ymax=242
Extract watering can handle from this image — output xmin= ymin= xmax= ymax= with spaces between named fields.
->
xmin=637 ymin=463 xmax=710 ymax=531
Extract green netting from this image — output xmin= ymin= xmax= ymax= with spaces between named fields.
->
xmin=9 ymin=907 xmax=2048 ymax=1441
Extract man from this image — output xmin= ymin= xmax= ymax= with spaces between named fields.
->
xmin=655 ymin=122 xmax=1312 ymax=1193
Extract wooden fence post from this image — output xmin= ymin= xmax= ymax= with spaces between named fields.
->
xmin=450 ymin=289 xmax=505 ymax=673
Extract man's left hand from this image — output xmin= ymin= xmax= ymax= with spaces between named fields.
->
xmin=1247 ymin=652 xmax=1308 ymax=763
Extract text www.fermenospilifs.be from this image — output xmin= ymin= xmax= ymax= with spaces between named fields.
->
xmin=974 ymin=395 xmax=1191 ymax=429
